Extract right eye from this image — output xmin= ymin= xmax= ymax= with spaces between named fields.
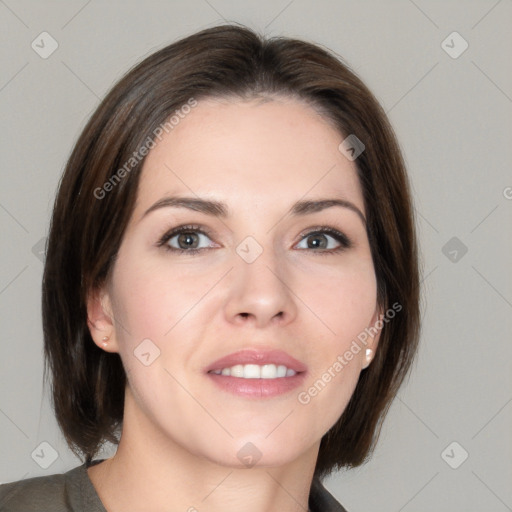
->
xmin=157 ymin=224 xmax=218 ymax=254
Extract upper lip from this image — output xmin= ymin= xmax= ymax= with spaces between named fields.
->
xmin=205 ymin=349 xmax=307 ymax=373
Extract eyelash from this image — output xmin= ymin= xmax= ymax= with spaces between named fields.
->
xmin=156 ymin=223 xmax=353 ymax=255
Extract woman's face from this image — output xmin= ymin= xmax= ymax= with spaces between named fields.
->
xmin=91 ymin=96 xmax=382 ymax=468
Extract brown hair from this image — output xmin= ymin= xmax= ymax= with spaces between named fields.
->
xmin=42 ymin=23 xmax=421 ymax=479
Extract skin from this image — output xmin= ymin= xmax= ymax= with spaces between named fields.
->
xmin=86 ymin=96 xmax=382 ymax=512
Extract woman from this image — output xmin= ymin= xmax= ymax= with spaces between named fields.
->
xmin=0 ymin=23 xmax=420 ymax=512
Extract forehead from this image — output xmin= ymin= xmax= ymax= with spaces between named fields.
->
xmin=134 ymin=97 xmax=364 ymax=218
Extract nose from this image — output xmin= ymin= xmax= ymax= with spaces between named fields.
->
xmin=223 ymin=246 xmax=298 ymax=329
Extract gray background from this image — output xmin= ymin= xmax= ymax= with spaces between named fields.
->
xmin=1 ymin=1 xmax=511 ymax=511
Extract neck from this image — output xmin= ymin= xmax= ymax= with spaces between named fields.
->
xmin=88 ymin=386 xmax=319 ymax=512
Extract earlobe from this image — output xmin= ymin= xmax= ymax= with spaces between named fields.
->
xmin=86 ymin=287 xmax=118 ymax=353
xmin=362 ymin=348 xmax=374 ymax=369
xmin=362 ymin=304 xmax=385 ymax=369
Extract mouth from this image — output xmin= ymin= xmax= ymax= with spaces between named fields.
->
xmin=208 ymin=363 xmax=298 ymax=378
xmin=205 ymin=349 xmax=307 ymax=398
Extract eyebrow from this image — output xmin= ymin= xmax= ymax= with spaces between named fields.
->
xmin=141 ymin=196 xmax=366 ymax=227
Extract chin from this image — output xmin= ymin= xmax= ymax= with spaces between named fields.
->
xmin=204 ymin=435 xmax=313 ymax=470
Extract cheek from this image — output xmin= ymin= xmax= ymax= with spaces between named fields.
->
xmin=300 ymin=257 xmax=378 ymax=344
xmin=293 ymin=260 xmax=376 ymax=423
xmin=110 ymin=256 xmax=211 ymax=340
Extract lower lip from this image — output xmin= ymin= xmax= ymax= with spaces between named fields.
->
xmin=206 ymin=372 xmax=307 ymax=398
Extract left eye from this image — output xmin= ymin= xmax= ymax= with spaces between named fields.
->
xmin=295 ymin=230 xmax=350 ymax=251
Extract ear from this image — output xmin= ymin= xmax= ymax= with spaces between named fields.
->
xmin=86 ymin=285 xmax=119 ymax=353
xmin=362 ymin=303 xmax=385 ymax=369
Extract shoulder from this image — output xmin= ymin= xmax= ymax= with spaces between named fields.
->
xmin=0 ymin=464 xmax=87 ymax=512
xmin=309 ymin=476 xmax=349 ymax=512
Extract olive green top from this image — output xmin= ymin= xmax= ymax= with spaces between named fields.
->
xmin=0 ymin=459 xmax=348 ymax=511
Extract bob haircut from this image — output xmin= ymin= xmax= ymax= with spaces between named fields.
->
xmin=42 ymin=23 xmax=421 ymax=479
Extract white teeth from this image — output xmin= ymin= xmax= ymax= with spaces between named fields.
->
xmin=243 ymin=364 xmax=261 ymax=378
xmin=261 ymin=364 xmax=277 ymax=378
xmin=231 ymin=364 xmax=244 ymax=378
xmin=276 ymin=365 xmax=287 ymax=378
xmin=210 ymin=363 xmax=297 ymax=379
